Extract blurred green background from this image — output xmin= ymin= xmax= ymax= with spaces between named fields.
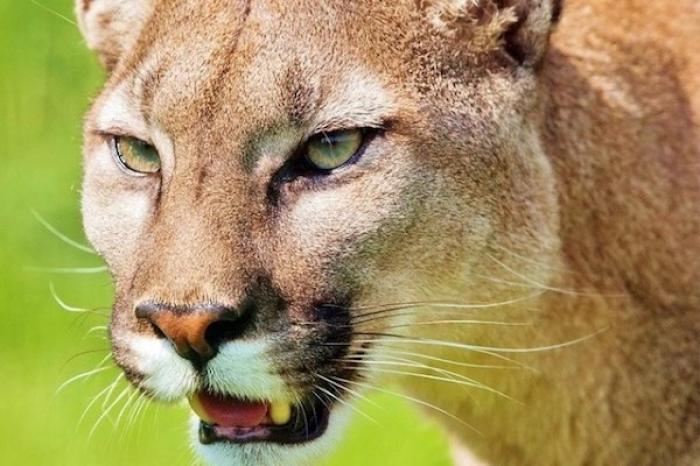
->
xmin=0 ymin=0 xmax=451 ymax=464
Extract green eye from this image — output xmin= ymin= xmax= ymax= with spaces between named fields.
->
xmin=305 ymin=129 xmax=363 ymax=171
xmin=113 ymin=136 xmax=161 ymax=174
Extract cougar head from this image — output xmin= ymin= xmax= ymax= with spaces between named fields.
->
xmin=76 ymin=0 xmax=561 ymax=464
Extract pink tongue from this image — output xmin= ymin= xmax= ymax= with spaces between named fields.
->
xmin=197 ymin=392 xmax=268 ymax=428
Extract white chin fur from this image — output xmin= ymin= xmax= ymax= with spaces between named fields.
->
xmin=192 ymin=406 xmax=352 ymax=466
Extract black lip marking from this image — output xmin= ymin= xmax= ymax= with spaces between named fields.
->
xmin=198 ymin=397 xmax=330 ymax=445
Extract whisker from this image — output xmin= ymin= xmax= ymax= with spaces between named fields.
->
xmin=60 ymin=349 xmax=111 ymax=370
xmin=29 ymin=0 xmax=78 ymax=26
xmin=319 ymin=339 xmax=529 ymax=368
xmin=344 ymin=353 xmax=510 ymax=397
xmin=346 ymin=347 xmax=528 ymax=371
xmin=56 ymin=364 xmax=112 ymax=394
xmin=332 ymin=376 xmax=481 ymax=436
xmin=115 ymin=388 xmax=140 ymax=428
xmin=350 ymin=328 xmax=607 ymax=355
xmin=29 ymin=265 xmax=108 ymax=275
xmin=126 ymin=394 xmax=149 ymax=436
xmin=83 ymin=335 xmax=109 ymax=343
xmin=135 ymin=395 xmax=150 ymax=427
xmin=78 ymin=373 xmax=123 ymax=428
xmin=49 ymin=282 xmax=109 ymax=315
xmin=298 ymin=316 xmax=532 ymax=330
xmin=86 ymin=325 xmax=108 ymax=335
xmin=349 ymin=292 xmax=544 ymax=324
xmin=133 ymin=393 xmax=156 ymax=439
xmin=344 ymin=292 xmax=542 ymax=313
xmin=491 ymin=243 xmax=575 ymax=275
xmin=339 ymin=362 xmax=517 ymax=402
xmin=311 ymin=389 xmax=331 ymax=413
xmin=31 ymin=209 xmax=94 ymax=254
xmin=294 ymin=313 xmax=532 ymax=329
xmin=352 ymin=312 xmax=524 ymax=328
xmin=101 ymin=372 xmax=124 ymax=411
xmin=286 ymin=391 xmax=304 ymax=433
xmin=119 ymin=395 xmax=143 ymax=440
xmin=308 ymin=391 xmax=320 ymax=428
xmin=315 ymin=373 xmax=385 ymax=411
xmin=474 ymin=273 xmax=589 ymax=296
xmin=485 ymin=253 xmax=624 ymax=298
xmin=380 ymin=319 xmax=531 ymax=330
xmin=298 ymin=399 xmax=310 ymax=439
xmin=339 ymin=355 xmax=481 ymax=386
xmin=89 ymin=385 xmax=132 ymax=439
xmin=313 ymin=379 xmax=380 ymax=426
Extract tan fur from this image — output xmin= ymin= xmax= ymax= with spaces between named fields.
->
xmin=76 ymin=1 xmax=700 ymax=465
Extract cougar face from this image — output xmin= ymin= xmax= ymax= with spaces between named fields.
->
xmin=78 ymin=0 xmax=562 ymax=464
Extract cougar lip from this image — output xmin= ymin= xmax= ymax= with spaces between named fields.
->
xmin=191 ymin=390 xmax=331 ymax=445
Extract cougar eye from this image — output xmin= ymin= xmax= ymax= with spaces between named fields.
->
xmin=304 ymin=129 xmax=364 ymax=171
xmin=111 ymin=136 xmax=161 ymax=174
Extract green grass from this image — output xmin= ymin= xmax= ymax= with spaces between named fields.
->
xmin=0 ymin=1 xmax=452 ymax=464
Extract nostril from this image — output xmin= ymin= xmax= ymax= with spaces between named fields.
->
xmin=205 ymin=308 xmax=255 ymax=350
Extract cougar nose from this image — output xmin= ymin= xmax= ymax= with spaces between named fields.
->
xmin=135 ymin=302 xmax=250 ymax=367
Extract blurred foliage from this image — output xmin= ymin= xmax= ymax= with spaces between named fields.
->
xmin=0 ymin=0 xmax=451 ymax=464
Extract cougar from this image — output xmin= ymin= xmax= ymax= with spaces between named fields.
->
xmin=74 ymin=0 xmax=700 ymax=465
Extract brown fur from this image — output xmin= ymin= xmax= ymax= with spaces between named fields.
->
xmin=75 ymin=0 xmax=700 ymax=465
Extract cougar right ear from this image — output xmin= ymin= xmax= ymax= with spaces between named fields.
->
xmin=420 ymin=0 xmax=563 ymax=67
xmin=75 ymin=0 xmax=155 ymax=71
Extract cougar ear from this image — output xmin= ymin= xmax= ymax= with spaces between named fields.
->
xmin=75 ymin=0 xmax=155 ymax=71
xmin=421 ymin=0 xmax=563 ymax=66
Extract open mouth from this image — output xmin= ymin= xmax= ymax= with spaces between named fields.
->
xmin=190 ymin=391 xmax=330 ymax=445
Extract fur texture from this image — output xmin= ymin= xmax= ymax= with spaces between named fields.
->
xmin=75 ymin=1 xmax=700 ymax=465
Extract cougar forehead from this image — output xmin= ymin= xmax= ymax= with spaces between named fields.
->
xmin=115 ymin=0 xmax=410 ymax=132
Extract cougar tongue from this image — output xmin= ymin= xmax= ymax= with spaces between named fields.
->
xmin=193 ymin=392 xmax=268 ymax=428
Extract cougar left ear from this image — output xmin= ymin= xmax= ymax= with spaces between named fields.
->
xmin=75 ymin=0 xmax=155 ymax=71
xmin=422 ymin=0 xmax=563 ymax=66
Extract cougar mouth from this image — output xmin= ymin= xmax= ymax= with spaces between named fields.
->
xmin=190 ymin=390 xmax=330 ymax=445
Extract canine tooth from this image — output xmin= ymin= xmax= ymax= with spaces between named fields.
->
xmin=188 ymin=395 xmax=214 ymax=424
xmin=269 ymin=401 xmax=292 ymax=425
